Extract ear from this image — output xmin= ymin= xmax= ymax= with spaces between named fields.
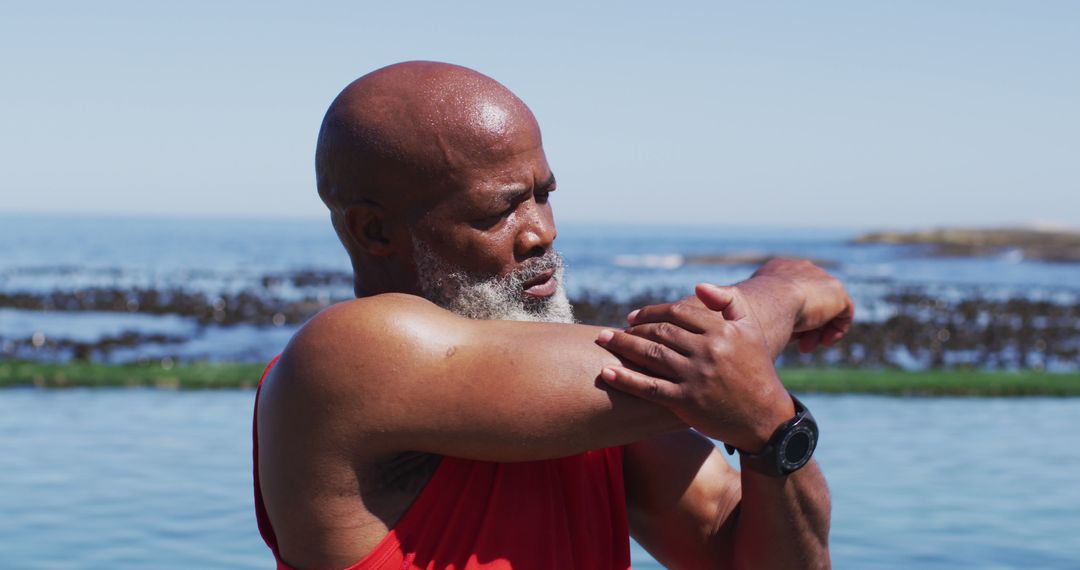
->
xmin=343 ymin=202 xmax=395 ymax=256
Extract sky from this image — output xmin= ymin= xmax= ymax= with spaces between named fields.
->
xmin=1 ymin=1 xmax=1078 ymax=228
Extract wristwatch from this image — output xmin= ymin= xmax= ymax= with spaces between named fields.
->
xmin=724 ymin=392 xmax=818 ymax=477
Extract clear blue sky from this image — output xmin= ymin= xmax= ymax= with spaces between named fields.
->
xmin=2 ymin=1 xmax=1077 ymax=228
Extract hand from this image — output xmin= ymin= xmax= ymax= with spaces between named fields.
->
xmin=751 ymin=258 xmax=854 ymax=353
xmin=595 ymin=284 xmax=794 ymax=452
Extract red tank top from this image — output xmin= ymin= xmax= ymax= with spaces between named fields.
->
xmin=253 ymin=357 xmax=632 ymax=570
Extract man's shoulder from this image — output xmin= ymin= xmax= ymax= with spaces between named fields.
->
xmin=308 ymin=292 xmax=443 ymax=329
xmin=294 ymin=292 xmax=449 ymax=353
xmin=268 ymin=293 xmax=456 ymax=396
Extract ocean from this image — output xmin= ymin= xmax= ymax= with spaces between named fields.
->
xmin=2 ymin=214 xmax=1080 ymax=569
xmin=2 ymin=214 xmax=1078 ymax=368
xmin=2 ymin=390 xmax=1078 ymax=569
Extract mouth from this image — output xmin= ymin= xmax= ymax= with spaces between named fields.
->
xmin=522 ymin=269 xmax=557 ymax=298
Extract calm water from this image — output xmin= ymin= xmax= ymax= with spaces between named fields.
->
xmin=2 ymin=391 xmax=1078 ymax=569
xmin=3 ymin=215 xmax=1080 ymax=567
xmin=3 ymin=216 xmax=1078 ymax=299
xmin=3 ymin=215 xmax=1079 ymax=365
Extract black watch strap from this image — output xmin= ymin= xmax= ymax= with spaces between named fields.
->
xmin=724 ymin=392 xmax=818 ymax=477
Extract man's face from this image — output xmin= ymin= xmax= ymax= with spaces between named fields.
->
xmin=412 ymin=238 xmax=573 ymax=323
xmin=403 ymin=120 xmax=573 ymax=323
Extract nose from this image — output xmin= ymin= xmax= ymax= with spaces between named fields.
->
xmin=514 ymin=200 xmax=556 ymax=261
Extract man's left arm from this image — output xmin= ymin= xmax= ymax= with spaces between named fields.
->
xmin=623 ymin=429 xmax=830 ymax=570
xmin=598 ymin=260 xmax=849 ymax=568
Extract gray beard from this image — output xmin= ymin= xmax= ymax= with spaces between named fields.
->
xmin=412 ymin=239 xmax=575 ymax=324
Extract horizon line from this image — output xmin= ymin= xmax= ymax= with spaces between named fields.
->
xmin=3 ymin=209 xmax=1075 ymax=233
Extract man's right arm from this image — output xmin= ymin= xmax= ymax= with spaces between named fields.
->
xmin=258 ymin=260 xmax=851 ymax=463
xmin=259 ymin=293 xmax=684 ymax=463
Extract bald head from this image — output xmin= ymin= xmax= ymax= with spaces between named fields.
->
xmin=315 ymin=61 xmax=542 ymax=215
xmin=316 ymin=62 xmax=558 ymax=300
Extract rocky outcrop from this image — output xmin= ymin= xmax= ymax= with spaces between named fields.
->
xmin=853 ymin=227 xmax=1080 ymax=263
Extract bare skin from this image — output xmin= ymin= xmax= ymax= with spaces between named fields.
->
xmin=257 ymin=61 xmax=854 ymax=569
xmin=604 ymin=280 xmax=840 ymax=569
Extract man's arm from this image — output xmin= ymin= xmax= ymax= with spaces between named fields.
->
xmin=258 ymin=292 xmax=683 ymax=465
xmin=709 ymin=258 xmax=854 ymax=359
xmin=259 ymin=260 xmax=850 ymax=465
xmin=598 ymin=266 xmax=849 ymax=569
xmin=623 ymin=431 xmax=830 ymax=570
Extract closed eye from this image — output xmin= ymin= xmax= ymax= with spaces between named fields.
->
xmin=492 ymin=203 xmax=517 ymax=220
xmin=472 ymin=204 xmax=517 ymax=229
xmin=470 ymin=177 xmax=554 ymax=229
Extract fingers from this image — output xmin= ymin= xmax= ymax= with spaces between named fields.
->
xmin=695 ymin=283 xmax=749 ymax=320
xmin=600 ymin=366 xmax=682 ymax=404
xmin=626 ymin=299 xmax=717 ymax=333
xmin=695 ymin=283 xmax=734 ymax=311
xmin=829 ymin=299 xmax=856 ymax=340
xmin=798 ymin=329 xmax=823 ymax=353
xmin=819 ymin=319 xmax=851 ymax=347
xmin=795 ymin=298 xmax=855 ymax=352
xmin=819 ymin=298 xmax=854 ymax=347
xmin=624 ymin=322 xmax=699 ymax=356
xmin=820 ymin=328 xmax=844 ymax=347
xmin=789 ymin=289 xmax=856 ymax=352
xmin=596 ymin=329 xmax=687 ymax=378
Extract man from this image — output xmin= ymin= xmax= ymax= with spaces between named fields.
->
xmin=254 ymin=61 xmax=853 ymax=569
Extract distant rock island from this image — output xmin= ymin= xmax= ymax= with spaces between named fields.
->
xmin=853 ymin=226 xmax=1080 ymax=263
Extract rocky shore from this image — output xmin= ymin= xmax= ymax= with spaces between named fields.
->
xmin=579 ymin=288 xmax=1079 ymax=372
xmin=853 ymin=226 xmax=1080 ymax=262
xmin=3 ymin=274 xmax=1078 ymax=372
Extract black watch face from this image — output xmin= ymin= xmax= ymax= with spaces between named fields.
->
xmin=778 ymin=425 xmax=817 ymax=472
